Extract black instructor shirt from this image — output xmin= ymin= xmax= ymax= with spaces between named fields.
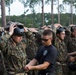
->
xmin=35 ymin=45 xmax=57 ymax=74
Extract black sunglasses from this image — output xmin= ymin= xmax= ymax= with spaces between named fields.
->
xmin=41 ymin=38 xmax=49 ymax=41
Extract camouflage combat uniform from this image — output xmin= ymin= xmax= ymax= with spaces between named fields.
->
xmin=25 ymin=32 xmax=38 ymax=60
xmin=54 ymin=37 xmax=68 ymax=75
xmin=66 ymin=37 xmax=76 ymax=75
xmin=0 ymin=35 xmax=27 ymax=75
xmin=67 ymin=37 xmax=76 ymax=53
xmin=25 ymin=32 xmax=38 ymax=75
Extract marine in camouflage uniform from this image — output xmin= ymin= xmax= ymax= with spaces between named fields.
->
xmin=0 ymin=23 xmax=27 ymax=75
xmin=66 ymin=26 xmax=76 ymax=75
xmin=25 ymin=31 xmax=38 ymax=60
xmin=54 ymin=27 xmax=68 ymax=75
xmin=25 ymin=31 xmax=38 ymax=75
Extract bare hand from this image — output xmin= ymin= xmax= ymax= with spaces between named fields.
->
xmin=28 ymin=28 xmax=38 ymax=32
xmin=69 ymin=56 xmax=75 ymax=62
xmin=9 ymin=23 xmax=17 ymax=35
xmin=24 ymin=27 xmax=28 ymax=32
xmin=24 ymin=65 xmax=34 ymax=71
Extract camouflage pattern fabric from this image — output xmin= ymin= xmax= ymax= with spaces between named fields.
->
xmin=64 ymin=35 xmax=70 ymax=46
xmin=0 ymin=50 xmax=7 ymax=75
xmin=66 ymin=37 xmax=76 ymax=75
xmin=0 ymin=36 xmax=27 ymax=75
xmin=54 ymin=37 xmax=67 ymax=62
xmin=54 ymin=37 xmax=68 ymax=75
xmin=25 ymin=34 xmax=38 ymax=75
xmin=26 ymin=34 xmax=38 ymax=60
xmin=67 ymin=37 xmax=76 ymax=53
xmin=55 ymin=62 xmax=68 ymax=75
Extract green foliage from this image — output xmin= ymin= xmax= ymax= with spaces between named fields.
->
xmin=0 ymin=13 xmax=76 ymax=27
xmin=5 ymin=0 xmax=15 ymax=6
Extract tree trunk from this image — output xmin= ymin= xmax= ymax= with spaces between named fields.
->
xmin=42 ymin=0 xmax=44 ymax=26
xmin=70 ymin=3 xmax=73 ymax=24
xmin=51 ymin=0 xmax=54 ymax=26
xmin=58 ymin=0 xmax=60 ymax=24
xmin=1 ymin=0 xmax=6 ymax=27
xmin=8 ymin=6 xmax=11 ymax=21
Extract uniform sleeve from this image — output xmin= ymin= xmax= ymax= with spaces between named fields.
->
xmin=0 ymin=35 xmax=9 ymax=52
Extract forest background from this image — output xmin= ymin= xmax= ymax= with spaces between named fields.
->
xmin=0 ymin=0 xmax=76 ymax=27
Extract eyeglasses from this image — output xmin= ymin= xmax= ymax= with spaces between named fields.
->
xmin=41 ymin=38 xmax=49 ymax=42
